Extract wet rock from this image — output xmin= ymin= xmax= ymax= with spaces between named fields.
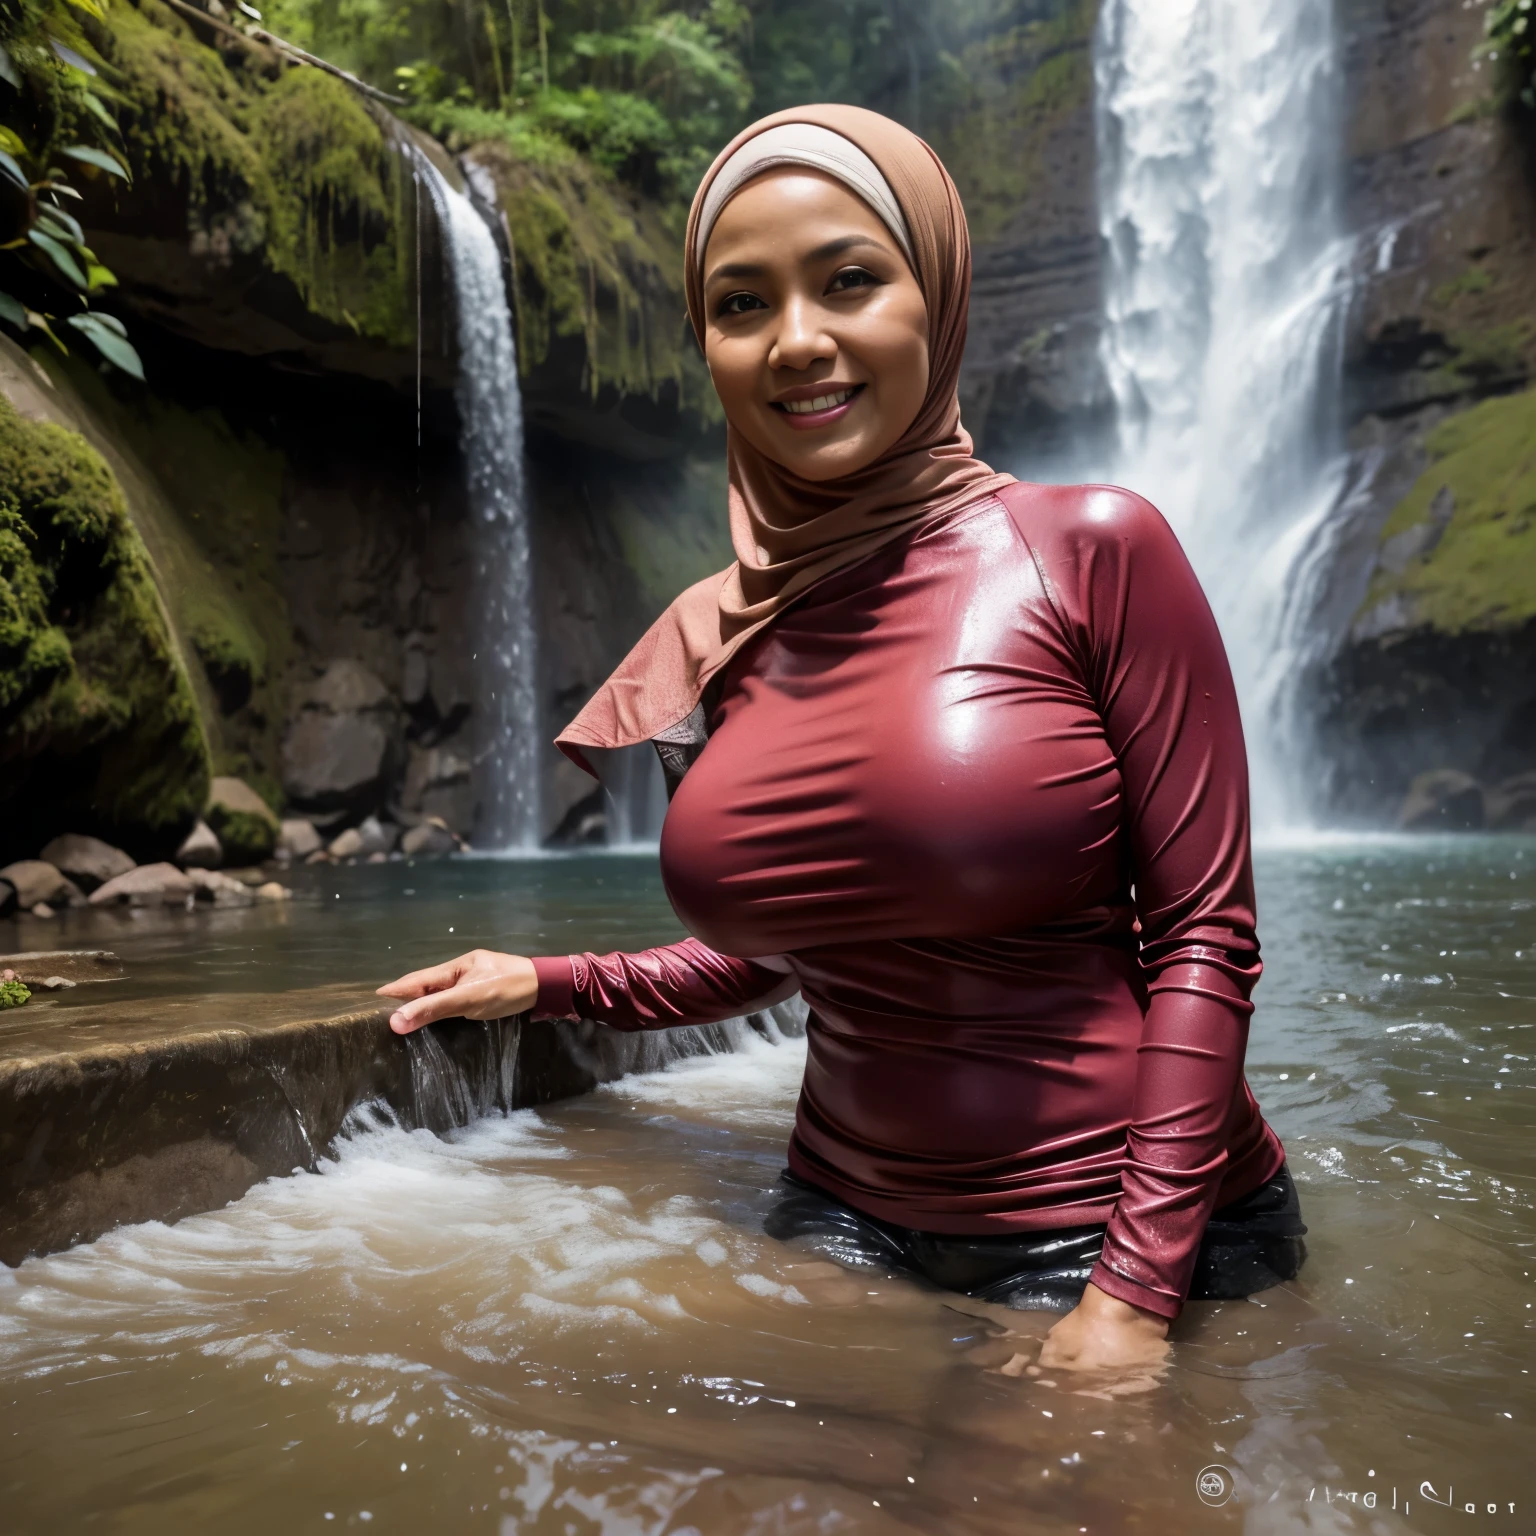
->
xmin=1487 ymin=772 xmax=1536 ymax=832
xmin=546 ymin=789 xmax=607 ymax=848
xmin=255 ymin=881 xmax=291 ymax=901
xmin=400 ymin=743 xmax=473 ymax=834
xmin=278 ymin=818 xmax=322 ymax=859
xmin=187 ymin=868 xmax=256 ymax=907
xmin=206 ymin=777 xmax=279 ymax=865
xmin=0 ymin=950 xmax=123 ymax=984
xmin=89 ymin=862 xmax=195 ymax=907
xmin=36 ymin=975 xmax=76 ymax=990
xmin=30 ymin=903 xmax=55 ymax=920
xmin=176 ymin=820 xmax=223 ymax=870
xmin=1398 ymin=769 xmax=1485 ymax=832
xmin=37 ymin=836 xmax=135 ymax=893
xmin=401 ymin=818 xmax=459 ymax=858
xmin=281 ymin=660 xmax=399 ymax=819
xmin=328 ymin=815 xmax=397 ymax=860
xmin=0 ymin=862 xmax=85 ymax=910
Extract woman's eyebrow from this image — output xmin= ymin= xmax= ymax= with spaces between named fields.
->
xmin=704 ymin=233 xmax=892 ymax=287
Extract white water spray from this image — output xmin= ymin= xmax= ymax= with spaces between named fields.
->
xmin=1093 ymin=0 xmax=1352 ymax=827
xmin=418 ymin=157 xmax=541 ymax=848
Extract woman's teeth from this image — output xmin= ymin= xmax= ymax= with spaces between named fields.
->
xmin=782 ymin=388 xmax=856 ymax=414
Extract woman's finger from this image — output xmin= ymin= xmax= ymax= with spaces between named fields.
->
xmin=388 ymin=983 xmax=479 ymax=1034
xmin=376 ymin=956 xmax=470 ymax=1001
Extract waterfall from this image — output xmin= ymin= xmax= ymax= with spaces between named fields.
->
xmin=1092 ymin=0 xmax=1352 ymax=827
xmin=417 ymin=156 xmax=541 ymax=849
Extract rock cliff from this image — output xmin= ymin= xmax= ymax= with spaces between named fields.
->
xmin=1316 ymin=0 xmax=1536 ymax=818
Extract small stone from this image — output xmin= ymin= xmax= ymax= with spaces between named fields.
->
xmin=305 ymin=848 xmax=333 ymax=865
xmin=400 ymin=819 xmax=459 ymax=858
xmin=90 ymin=862 xmax=195 ymax=907
xmin=38 ymin=975 xmax=76 ymax=990
xmin=328 ymin=827 xmax=364 ymax=859
xmin=187 ymin=868 xmax=255 ymax=907
xmin=278 ymin=817 xmax=322 ymax=859
xmin=1 ymin=861 xmax=85 ymax=910
xmin=355 ymin=815 xmax=399 ymax=856
xmin=39 ymin=835 xmax=135 ymax=892
xmin=30 ymin=902 xmax=55 ymax=919
xmin=176 ymin=820 xmax=223 ymax=870
xmin=255 ymin=881 xmax=291 ymax=901
xmin=366 ymin=850 xmax=388 ymax=864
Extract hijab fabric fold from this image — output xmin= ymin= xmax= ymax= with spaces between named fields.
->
xmin=557 ymin=103 xmax=1013 ymax=766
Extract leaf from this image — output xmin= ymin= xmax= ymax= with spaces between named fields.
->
xmin=0 ymin=291 xmax=27 ymax=329
xmin=61 ymin=0 xmax=108 ymax=17
xmin=68 ymin=312 xmax=144 ymax=379
xmin=82 ymin=307 xmax=125 ymax=337
xmin=0 ymin=44 xmax=19 ymax=90
xmin=0 ymin=127 xmax=24 ymax=157
xmin=80 ymin=94 xmax=122 ymax=139
xmin=50 ymin=41 xmax=98 ymax=77
xmin=37 ymin=205 xmax=86 ymax=246
xmin=0 ymin=149 xmax=29 ymax=193
xmin=236 ymin=1 xmax=262 ymax=16
xmin=61 ymin=145 xmax=129 ymax=181
xmin=85 ymin=262 xmax=118 ymax=290
xmin=27 ymin=228 xmax=88 ymax=289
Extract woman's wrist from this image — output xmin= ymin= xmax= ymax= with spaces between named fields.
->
xmin=1078 ymin=1280 xmax=1170 ymax=1334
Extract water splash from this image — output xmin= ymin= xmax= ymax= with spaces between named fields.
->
xmin=417 ymin=156 xmax=541 ymax=849
xmin=1093 ymin=0 xmax=1353 ymax=828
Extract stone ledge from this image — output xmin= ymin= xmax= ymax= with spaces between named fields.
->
xmin=0 ymin=984 xmax=802 ymax=1267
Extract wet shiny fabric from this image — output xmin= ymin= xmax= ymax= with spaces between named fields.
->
xmin=533 ymin=481 xmax=1290 ymax=1320
xmin=765 ymin=1165 xmax=1308 ymax=1312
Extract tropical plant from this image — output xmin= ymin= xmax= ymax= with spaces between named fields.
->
xmin=1482 ymin=0 xmax=1536 ymax=111
xmin=0 ymin=0 xmax=142 ymax=376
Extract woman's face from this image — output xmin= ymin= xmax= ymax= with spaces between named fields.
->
xmin=701 ymin=169 xmax=930 ymax=483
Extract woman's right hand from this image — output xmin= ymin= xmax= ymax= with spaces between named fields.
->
xmin=377 ymin=950 xmax=539 ymax=1034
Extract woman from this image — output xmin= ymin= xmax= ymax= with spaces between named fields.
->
xmin=380 ymin=104 xmax=1306 ymax=1376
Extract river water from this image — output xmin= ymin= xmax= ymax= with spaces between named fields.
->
xmin=2 ymin=839 xmax=1533 ymax=1532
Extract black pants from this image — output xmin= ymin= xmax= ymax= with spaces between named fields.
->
xmin=764 ymin=1165 xmax=1307 ymax=1312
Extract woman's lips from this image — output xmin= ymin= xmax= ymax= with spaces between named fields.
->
xmin=771 ymin=384 xmax=865 ymax=431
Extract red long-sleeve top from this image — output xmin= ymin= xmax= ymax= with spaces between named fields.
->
xmin=534 ymin=484 xmax=1286 ymax=1319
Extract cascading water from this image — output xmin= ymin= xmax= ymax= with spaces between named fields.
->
xmin=1092 ymin=0 xmax=1353 ymax=827
xmin=416 ymin=156 xmax=541 ymax=849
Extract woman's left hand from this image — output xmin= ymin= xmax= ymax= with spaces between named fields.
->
xmin=1035 ymin=1282 xmax=1170 ymax=1376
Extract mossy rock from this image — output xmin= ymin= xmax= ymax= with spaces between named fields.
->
xmin=206 ymin=804 xmax=276 ymax=864
xmin=90 ymin=1 xmax=413 ymax=347
xmin=1356 ymin=388 xmax=1536 ymax=636
xmin=0 ymin=396 xmax=210 ymax=860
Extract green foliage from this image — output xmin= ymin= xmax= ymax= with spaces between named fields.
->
xmin=1482 ymin=0 xmax=1536 ymax=111
xmin=262 ymin=0 xmax=750 ymax=198
xmin=0 ymin=0 xmax=145 ymax=375
xmin=99 ymin=3 xmax=414 ymax=345
xmin=1360 ymin=388 xmax=1536 ymax=634
xmin=0 ymin=392 xmax=210 ymax=851
xmin=0 ymin=979 xmax=31 ymax=1007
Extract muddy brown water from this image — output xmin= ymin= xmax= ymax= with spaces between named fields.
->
xmin=1 ymin=839 xmax=1532 ymax=1533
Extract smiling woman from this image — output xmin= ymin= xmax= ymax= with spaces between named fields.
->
xmin=380 ymin=103 xmax=1307 ymax=1385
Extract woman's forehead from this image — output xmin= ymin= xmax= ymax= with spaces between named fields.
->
xmin=702 ymin=169 xmax=895 ymax=273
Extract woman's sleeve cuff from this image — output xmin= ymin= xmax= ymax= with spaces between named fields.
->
xmin=531 ymin=955 xmax=578 ymax=1020
xmin=1088 ymin=1260 xmax=1183 ymax=1322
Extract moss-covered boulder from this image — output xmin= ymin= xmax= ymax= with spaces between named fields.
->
xmin=0 ymin=396 xmax=210 ymax=861
xmin=1353 ymin=388 xmax=1536 ymax=638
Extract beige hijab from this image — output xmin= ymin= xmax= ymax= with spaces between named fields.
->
xmin=557 ymin=103 xmax=1013 ymax=764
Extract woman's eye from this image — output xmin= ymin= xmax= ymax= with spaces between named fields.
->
xmin=718 ymin=291 xmax=766 ymax=316
xmin=828 ymin=266 xmax=878 ymax=293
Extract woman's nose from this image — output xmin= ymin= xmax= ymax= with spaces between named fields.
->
xmin=769 ymin=296 xmax=835 ymax=372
